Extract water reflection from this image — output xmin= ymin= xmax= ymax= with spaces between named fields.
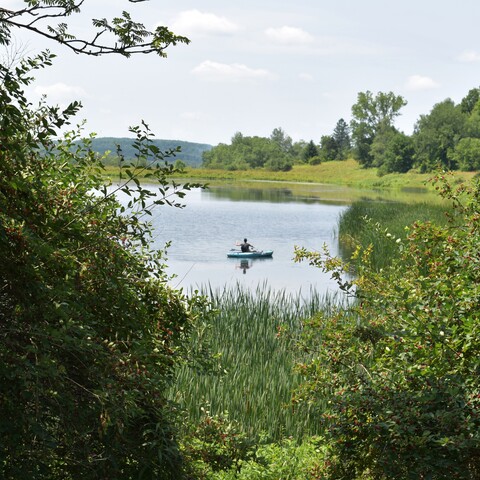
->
xmin=231 ymin=256 xmax=274 ymax=274
xmin=210 ymin=186 xmax=297 ymax=203
xmin=208 ymin=185 xmax=349 ymax=205
xmin=237 ymin=259 xmax=251 ymax=274
xmin=203 ymin=181 xmax=444 ymax=206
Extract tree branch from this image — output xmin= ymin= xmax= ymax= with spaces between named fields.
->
xmin=0 ymin=2 xmax=189 ymax=57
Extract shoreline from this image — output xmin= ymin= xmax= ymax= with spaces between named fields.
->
xmin=102 ymin=158 xmax=477 ymax=192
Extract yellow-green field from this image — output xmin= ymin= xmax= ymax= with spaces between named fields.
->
xmin=103 ymin=159 xmax=477 ymax=192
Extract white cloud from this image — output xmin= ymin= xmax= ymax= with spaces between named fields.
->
xmin=265 ymin=26 xmax=314 ymax=45
xmin=180 ymin=111 xmax=203 ymax=120
xmin=405 ymin=75 xmax=440 ymax=91
xmin=192 ymin=60 xmax=274 ymax=82
xmin=298 ymin=72 xmax=314 ymax=82
xmin=457 ymin=50 xmax=480 ymax=63
xmin=33 ymin=82 xmax=87 ymax=100
xmin=1 ymin=1 xmax=23 ymax=9
xmin=170 ymin=10 xmax=238 ymax=36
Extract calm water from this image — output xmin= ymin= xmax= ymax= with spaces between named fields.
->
xmin=141 ymin=183 xmax=350 ymax=297
xmin=116 ymin=181 xmax=435 ymax=296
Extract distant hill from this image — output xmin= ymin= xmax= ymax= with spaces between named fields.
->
xmin=87 ymin=137 xmax=212 ymax=168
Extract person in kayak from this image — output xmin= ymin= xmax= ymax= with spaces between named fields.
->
xmin=240 ymin=238 xmax=254 ymax=252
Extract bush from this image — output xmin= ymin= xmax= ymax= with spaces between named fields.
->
xmin=0 ymin=50 xmax=207 ymax=479
xmin=294 ymin=173 xmax=480 ymax=479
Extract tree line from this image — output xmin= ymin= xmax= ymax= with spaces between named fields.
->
xmin=202 ymin=88 xmax=480 ymax=174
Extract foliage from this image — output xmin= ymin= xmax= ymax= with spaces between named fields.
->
xmin=413 ymin=99 xmax=466 ymax=172
xmin=207 ymin=437 xmax=328 ymax=480
xmin=294 ymin=174 xmax=480 ymax=479
xmin=451 ymin=137 xmax=480 ymax=171
xmin=460 ymin=87 xmax=480 ymax=114
xmin=338 ymin=200 xmax=451 ymax=271
xmin=464 ymin=100 xmax=480 ymax=138
xmin=332 ymin=118 xmax=351 ymax=160
xmin=0 ymin=1 xmax=190 ymax=57
xmin=377 ymin=131 xmax=415 ymax=175
xmin=350 ymin=91 xmax=407 ymax=167
xmin=84 ymin=137 xmax=212 ymax=168
xmin=198 ymin=85 xmax=480 ymax=175
xmin=181 ymin=409 xmax=255 ymax=479
xmin=308 ymin=155 xmax=322 ymax=166
xmin=183 ymin=426 xmax=328 ymax=480
xmin=318 ymin=135 xmax=338 ymax=162
xmin=171 ymin=284 xmax=331 ymax=441
xmin=202 ymin=132 xmax=293 ymax=171
xmin=370 ymin=124 xmax=397 ymax=168
xmin=270 ymin=127 xmax=294 ymax=155
xmin=0 ymin=46 xmax=210 ymax=479
xmin=303 ymin=140 xmax=319 ymax=162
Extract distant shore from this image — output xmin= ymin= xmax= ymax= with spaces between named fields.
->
xmin=102 ymin=158 xmax=477 ymax=191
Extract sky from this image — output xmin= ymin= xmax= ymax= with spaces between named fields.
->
xmin=5 ymin=0 xmax=480 ymax=146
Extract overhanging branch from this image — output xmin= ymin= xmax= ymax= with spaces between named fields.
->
xmin=0 ymin=2 xmax=189 ymax=57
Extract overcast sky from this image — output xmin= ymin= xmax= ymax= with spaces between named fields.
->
xmin=7 ymin=0 xmax=480 ymax=145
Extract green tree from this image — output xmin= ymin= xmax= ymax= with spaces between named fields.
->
xmin=0 ymin=54 xmax=209 ymax=478
xmin=464 ymin=100 xmax=480 ymax=138
xmin=381 ymin=131 xmax=415 ymax=173
xmin=460 ymin=87 xmax=480 ymax=115
xmin=332 ymin=118 xmax=351 ymax=160
xmin=318 ymin=135 xmax=338 ymax=162
xmin=370 ymin=124 xmax=414 ymax=174
xmin=270 ymin=127 xmax=293 ymax=155
xmin=201 ymin=133 xmax=291 ymax=171
xmin=303 ymin=140 xmax=319 ymax=162
xmin=294 ymin=175 xmax=480 ymax=479
xmin=350 ymin=91 xmax=407 ymax=167
xmin=291 ymin=140 xmax=308 ymax=163
xmin=0 ymin=2 xmax=211 ymax=478
xmin=413 ymin=99 xmax=466 ymax=172
xmin=450 ymin=137 xmax=480 ymax=171
xmin=370 ymin=122 xmax=397 ymax=168
xmin=175 ymin=158 xmax=187 ymax=170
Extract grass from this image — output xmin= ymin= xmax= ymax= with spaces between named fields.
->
xmin=171 ymin=284 xmax=339 ymax=441
xmin=171 ymin=159 xmax=478 ymax=190
xmin=103 ymin=159 xmax=478 ymax=204
xmin=338 ymin=200 xmax=452 ymax=270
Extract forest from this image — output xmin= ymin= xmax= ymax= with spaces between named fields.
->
xmin=202 ymin=89 xmax=480 ymax=175
xmin=87 ymin=137 xmax=212 ymax=168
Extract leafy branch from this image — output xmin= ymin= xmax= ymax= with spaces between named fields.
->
xmin=0 ymin=1 xmax=190 ymax=57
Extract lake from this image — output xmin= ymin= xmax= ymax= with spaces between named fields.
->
xmin=118 ymin=181 xmax=436 ymax=297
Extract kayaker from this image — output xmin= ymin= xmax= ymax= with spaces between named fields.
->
xmin=240 ymin=238 xmax=254 ymax=252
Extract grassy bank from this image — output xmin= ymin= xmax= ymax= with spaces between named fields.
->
xmin=339 ymin=201 xmax=452 ymax=270
xmin=103 ymin=158 xmax=478 ymax=192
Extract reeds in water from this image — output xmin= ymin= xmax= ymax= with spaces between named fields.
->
xmin=171 ymin=283 xmax=338 ymax=441
xmin=338 ymin=200 xmax=451 ymax=270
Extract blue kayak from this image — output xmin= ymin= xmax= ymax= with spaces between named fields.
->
xmin=227 ymin=249 xmax=273 ymax=259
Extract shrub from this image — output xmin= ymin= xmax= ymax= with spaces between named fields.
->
xmin=294 ymin=173 xmax=480 ymax=479
xmin=0 ymin=50 xmax=207 ymax=479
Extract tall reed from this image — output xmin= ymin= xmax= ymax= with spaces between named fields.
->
xmin=338 ymin=201 xmax=451 ymax=270
xmin=171 ymin=283 xmax=338 ymax=441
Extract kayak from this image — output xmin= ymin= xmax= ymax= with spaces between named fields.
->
xmin=227 ymin=249 xmax=273 ymax=259
xmin=227 ymin=250 xmax=273 ymax=259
